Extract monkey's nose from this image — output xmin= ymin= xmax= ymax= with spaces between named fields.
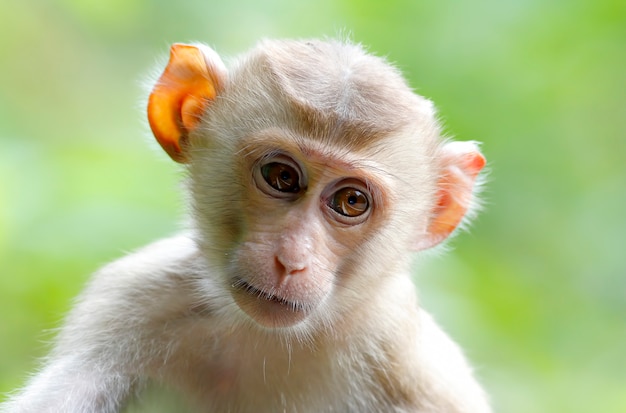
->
xmin=274 ymin=255 xmax=307 ymax=279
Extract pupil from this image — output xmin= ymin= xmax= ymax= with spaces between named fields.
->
xmin=281 ymin=170 xmax=291 ymax=181
xmin=348 ymin=195 xmax=357 ymax=205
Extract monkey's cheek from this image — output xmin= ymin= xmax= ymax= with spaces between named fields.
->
xmin=231 ymin=289 xmax=316 ymax=329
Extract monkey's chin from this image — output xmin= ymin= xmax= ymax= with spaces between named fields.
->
xmin=230 ymin=280 xmax=314 ymax=329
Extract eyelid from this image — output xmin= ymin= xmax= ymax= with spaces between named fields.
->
xmin=327 ymin=179 xmax=371 ymax=196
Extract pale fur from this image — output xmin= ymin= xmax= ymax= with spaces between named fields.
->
xmin=1 ymin=39 xmax=490 ymax=413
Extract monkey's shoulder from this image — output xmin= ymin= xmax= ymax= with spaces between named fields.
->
xmin=52 ymin=234 xmax=222 ymax=356
xmin=67 ymin=234 xmax=211 ymax=322
xmin=92 ymin=233 xmax=203 ymax=284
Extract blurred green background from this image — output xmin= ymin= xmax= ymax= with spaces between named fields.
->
xmin=1 ymin=0 xmax=624 ymax=412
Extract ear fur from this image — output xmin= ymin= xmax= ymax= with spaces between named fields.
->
xmin=147 ymin=43 xmax=227 ymax=163
xmin=413 ymin=141 xmax=486 ymax=251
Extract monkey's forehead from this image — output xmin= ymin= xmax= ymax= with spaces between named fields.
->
xmin=223 ymin=39 xmax=438 ymax=149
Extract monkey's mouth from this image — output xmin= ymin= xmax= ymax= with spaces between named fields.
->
xmin=232 ymin=278 xmax=305 ymax=312
xmin=230 ymin=278 xmax=312 ymax=328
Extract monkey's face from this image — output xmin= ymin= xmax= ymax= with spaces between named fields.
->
xmin=148 ymin=40 xmax=481 ymax=332
xmin=223 ymin=135 xmax=389 ymax=329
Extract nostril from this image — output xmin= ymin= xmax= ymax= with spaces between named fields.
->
xmin=288 ymin=266 xmax=307 ymax=276
xmin=274 ymin=256 xmax=286 ymax=274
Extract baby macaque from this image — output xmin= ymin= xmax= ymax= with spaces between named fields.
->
xmin=1 ymin=39 xmax=490 ymax=412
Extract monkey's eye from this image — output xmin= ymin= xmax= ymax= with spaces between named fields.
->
xmin=260 ymin=162 xmax=301 ymax=193
xmin=328 ymin=187 xmax=369 ymax=218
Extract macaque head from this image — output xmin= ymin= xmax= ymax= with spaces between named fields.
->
xmin=147 ymin=40 xmax=485 ymax=330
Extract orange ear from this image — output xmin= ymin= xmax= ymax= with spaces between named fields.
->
xmin=147 ymin=43 xmax=227 ymax=163
xmin=414 ymin=141 xmax=486 ymax=251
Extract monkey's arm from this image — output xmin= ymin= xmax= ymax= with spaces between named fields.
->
xmin=0 ymin=359 xmax=135 ymax=413
xmin=1 ymin=234 xmax=205 ymax=413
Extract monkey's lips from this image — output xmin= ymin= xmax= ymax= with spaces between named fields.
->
xmin=230 ymin=278 xmax=313 ymax=328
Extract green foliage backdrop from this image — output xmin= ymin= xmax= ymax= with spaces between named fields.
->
xmin=1 ymin=1 xmax=624 ymax=412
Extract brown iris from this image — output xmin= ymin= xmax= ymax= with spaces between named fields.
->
xmin=329 ymin=188 xmax=369 ymax=217
xmin=261 ymin=162 xmax=300 ymax=193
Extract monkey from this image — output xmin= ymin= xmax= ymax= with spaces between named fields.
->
xmin=1 ymin=39 xmax=490 ymax=413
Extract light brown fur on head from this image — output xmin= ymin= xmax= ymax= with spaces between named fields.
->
xmin=253 ymin=39 xmax=425 ymax=146
xmin=204 ymin=39 xmax=437 ymax=147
